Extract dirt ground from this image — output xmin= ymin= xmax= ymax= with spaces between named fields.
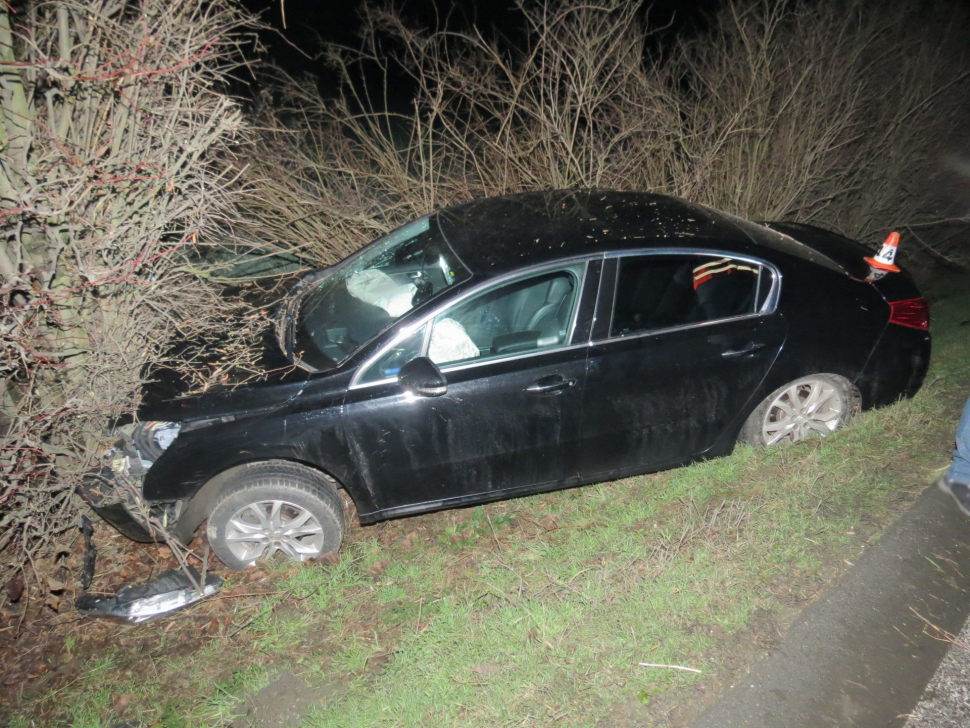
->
xmin=0 ymin=502 xmax=451 ymax=724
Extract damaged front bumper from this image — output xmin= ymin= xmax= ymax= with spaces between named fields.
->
xmin=77 ymin=423 xmax=184 ymax=544
xmin=75 ymin=424 xmax=224 ymax=624
xmin=77 ymin=467 xmax=158 ymax=542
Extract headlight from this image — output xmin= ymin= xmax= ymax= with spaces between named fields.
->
xmin=132 ymin=421 xmax=181 ymax=464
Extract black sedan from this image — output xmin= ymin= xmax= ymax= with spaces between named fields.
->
xmin=82 ymin=191 xmax=931 ymax=570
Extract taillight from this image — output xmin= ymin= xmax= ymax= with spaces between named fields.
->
xmin=888 ymin=298 xmax=929 ymax=330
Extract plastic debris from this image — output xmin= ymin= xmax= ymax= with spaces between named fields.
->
xmin=75 ymin=566 xmax=222 ymax=623
xmin=80 ymin=515 xmax=96 ymax=590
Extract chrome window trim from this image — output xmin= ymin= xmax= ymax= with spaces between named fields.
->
xmin=350 ymin=255 xmax=600 ymax=390
xmin=599 ymin=248 xmax=782 ymax=345
xmin=595 ymin=310 xmax=771 ymax=345
xmin=354 ymin=321 xmax=431 ymax=387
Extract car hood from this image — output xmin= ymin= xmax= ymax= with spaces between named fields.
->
xmin=139 ymin=370 xmax=311 ymax=423
xmin=139 ymin=325 xmax=313 ymax=423
xmin=140 ymin=379 xmax=311 ymax=424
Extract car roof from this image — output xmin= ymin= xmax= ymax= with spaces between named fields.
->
xmin=436 ymin=190 xmax=758 ymax=276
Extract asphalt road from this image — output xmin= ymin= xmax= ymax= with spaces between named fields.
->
xmin=692 ymin=485 xmax=970 ymax=728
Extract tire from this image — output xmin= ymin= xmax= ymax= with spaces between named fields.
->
xmin=739 ymin=374 xmax=861 ymax=447
xmin=206 ymin=461 xmax=344 ymax=571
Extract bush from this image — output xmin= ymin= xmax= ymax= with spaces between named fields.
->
xmin=236 ymin=0 xmax=970 ymax=264
xmin=0 ymin=0 xmax=262 ymax=580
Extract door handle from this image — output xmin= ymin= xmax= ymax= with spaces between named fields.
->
xmin=526 ymin=376 xmax=577 ymax=393
xmin=721 ymin=342 xmax=767 ymax=358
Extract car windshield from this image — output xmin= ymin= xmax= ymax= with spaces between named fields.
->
xmin=293 ymin=216 xmax=470 ymax=371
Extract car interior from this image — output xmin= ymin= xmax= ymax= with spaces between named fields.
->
xmin=430 ymin=269 xmax=580 ymax=365
xmin=359 ymin=253 xmax=764 ymax=381
xmin=611 ymin=255 xmax=760 ymax=336
xmin=296 ymin=229 xmax=460 ymax=369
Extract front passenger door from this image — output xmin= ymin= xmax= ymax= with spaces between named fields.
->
xmin=342 ymin=262 xmax=596 ymax=516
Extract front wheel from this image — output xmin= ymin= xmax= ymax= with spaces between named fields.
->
xmin=206 ymin=461 xmax=344 ymax=571
xmin=739 ymin=374 xmax=860 ymax=447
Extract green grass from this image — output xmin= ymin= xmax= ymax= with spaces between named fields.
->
xmin=14 ymin=276 xmax=970 ymax=727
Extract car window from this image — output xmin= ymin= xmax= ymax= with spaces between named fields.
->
xmin=293 ymin=216 xmax=470 ymax=372
xmin=358 ymin=324 xmax=428 ymax=384
xmin=610 ymin=254 xmax=762 ymax=337
xmin=430 ymin=264 xmax=586 ymax=367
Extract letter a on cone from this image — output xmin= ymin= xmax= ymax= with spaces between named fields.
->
xmin=865 ymin=232 xmax=901 ymax=273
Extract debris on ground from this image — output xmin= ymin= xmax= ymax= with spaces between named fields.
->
xmin=75 ymin=566 xmax=222 ymax=623
xmin=80 ymin=515 xmax=97 ymax=590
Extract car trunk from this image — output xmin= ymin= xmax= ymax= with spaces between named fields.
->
xmin=762 ymin=221 xmax=923 ymax=302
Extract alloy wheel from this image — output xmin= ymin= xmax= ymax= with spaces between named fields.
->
xmin=761 ymin=378 xmax=845 ymax=445
xmin=224 ymin=499 xmax=325 ymax=563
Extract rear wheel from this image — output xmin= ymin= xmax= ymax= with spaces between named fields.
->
xmin=206 ymin=461 xmax=344 ymax=571
xmin=739 ymin=374 xmax=860 ymax=446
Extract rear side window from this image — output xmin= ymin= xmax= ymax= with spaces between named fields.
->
xmin=610 ymin=254 xmax=765 ymax=337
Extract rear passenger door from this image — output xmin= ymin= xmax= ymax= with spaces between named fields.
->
xmin=576 ymin=252 xmax=786 ymax=480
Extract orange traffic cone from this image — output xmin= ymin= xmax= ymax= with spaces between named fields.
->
xmin=864 ymin=232 xmax=901 ymax=273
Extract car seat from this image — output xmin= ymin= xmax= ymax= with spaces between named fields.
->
xmin=615 ymin=259 xmax=697 ymax=333
xmin=493 ymin=273 xmax=574 ymax=355
xmin=693 ymin=264 xmax=757 ymax=320
xmin=526 ymin=276 xmax=573 ymax=338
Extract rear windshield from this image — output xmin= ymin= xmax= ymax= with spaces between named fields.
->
xmin=292 ymin=216 xmax=470 ymax=371
xmin=720 ymin=213 xmax=846 ymax=274
xmin=760 ymin=221 xmax=874 ymax=278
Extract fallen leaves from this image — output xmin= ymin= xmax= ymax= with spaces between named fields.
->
xmin=469 ymin=663 xmax=502 ymax=677
xmin=6 ymin=574 xmax=24 ymax=603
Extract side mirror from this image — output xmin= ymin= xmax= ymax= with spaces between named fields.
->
xmin=398 ymin=357 xmax=447 ymax=397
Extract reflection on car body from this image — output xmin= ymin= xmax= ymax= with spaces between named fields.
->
xmin=80 ymin=190 xmax=931 ymax=571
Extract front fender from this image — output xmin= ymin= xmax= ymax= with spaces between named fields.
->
xmin=143 ymin=402 xmax=376 ymax=518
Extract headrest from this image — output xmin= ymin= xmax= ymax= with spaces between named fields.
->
xmin=545 ymin=275 xmax=572 ymax=302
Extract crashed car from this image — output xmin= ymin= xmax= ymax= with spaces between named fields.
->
xmin=81 ymin=190 xmax=930 ymax=570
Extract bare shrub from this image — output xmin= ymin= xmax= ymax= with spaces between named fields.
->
xmin=233 ymin=1 xmax=685 ymax=260
xmin=675 ymin=1 xmax=970 ymax=244
xmin=0 ymin=1 xmax=262 ymax=582
xmin=229 ymin=82 xmax=405 ymax=269
xmin=237 ymin=0 xmax=970 ymax=265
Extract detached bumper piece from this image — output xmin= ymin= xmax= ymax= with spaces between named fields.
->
xmin=75 ymin=566 xmax=222 ymax=623
xmin=77 ymin=467 xmax=158 ymax=543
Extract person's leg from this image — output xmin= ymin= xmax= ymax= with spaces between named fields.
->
xmin=948 ymin=394 xmax=970 ymax=485
xmin=940 ymin=394 xmax=970 ymax=516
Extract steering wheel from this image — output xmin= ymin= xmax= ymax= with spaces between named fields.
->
xmin=333 ymin=334 xmax=360 ymax=357
xmin=394 ymin=241 xmax=434 ymax=266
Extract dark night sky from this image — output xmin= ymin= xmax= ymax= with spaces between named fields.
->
xmin=241 ymin=0 xmax=719 ymax=101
